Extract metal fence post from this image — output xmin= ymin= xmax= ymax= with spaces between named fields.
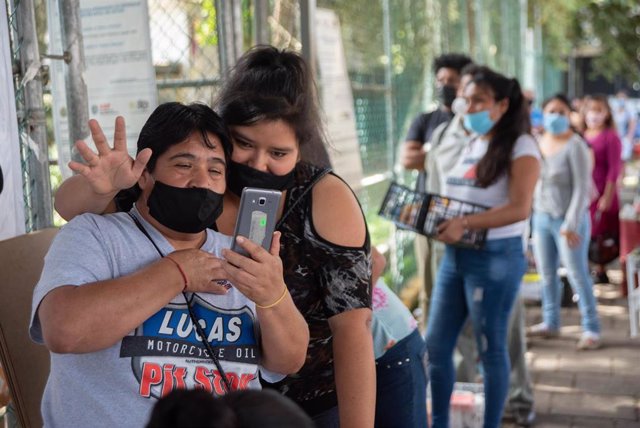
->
xmin=216 ymin=0 xmax=243 ymax=76
xmin=15 ymin=0 xmax=53 ymax=230
xmin=58 ymin=0 xmax=90 ymax=164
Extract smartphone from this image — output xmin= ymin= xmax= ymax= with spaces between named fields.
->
xmin=231 ymin=187 xmax=282 ymax=256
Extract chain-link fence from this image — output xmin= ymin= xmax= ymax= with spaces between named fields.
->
xmin=5 ymin=0 xmax=563 ymax=290
xmin=6 ymin=0 xmax=53 ymax=233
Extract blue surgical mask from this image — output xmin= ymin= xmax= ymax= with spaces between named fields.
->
xmin=463 ymin=110 xmax=496 ymax=135
xmin=543 ymin=113 xmax=570 ymax=135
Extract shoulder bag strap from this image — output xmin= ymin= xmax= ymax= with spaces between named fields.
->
xmin=276 ymin=167 xmax=332 ymax=229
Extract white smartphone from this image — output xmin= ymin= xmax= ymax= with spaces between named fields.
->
xmin=231 ymin=187 xmax=282 ymax=256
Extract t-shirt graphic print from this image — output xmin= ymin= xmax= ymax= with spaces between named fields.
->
xmin=121 ymin=296 xmax=260 ymax=398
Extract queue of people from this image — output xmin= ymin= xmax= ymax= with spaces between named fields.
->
xmin=28 ymin=44 xmax=629 ymax=428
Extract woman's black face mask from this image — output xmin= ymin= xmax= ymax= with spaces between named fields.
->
xmin=147 ymin=180 xmax=224 ymax=233
xmin=227 ymin=160 xmax=296 ymax=196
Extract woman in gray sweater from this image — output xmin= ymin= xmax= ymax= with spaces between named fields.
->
xmin=528 ymin=94 xmax=602 ymax=350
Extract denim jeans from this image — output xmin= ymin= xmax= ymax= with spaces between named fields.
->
xmin=532 ymin=211 xmax=601 ymax=334
xmin=375 ymin=329 xmax=428 ymax=428
xmin=454 ymin=297 xmax=535 ymax=413
xmin=312 ymin=406 xmax=339 ymax=428
xmin=426 ymin=237 xmax=526 ymax=428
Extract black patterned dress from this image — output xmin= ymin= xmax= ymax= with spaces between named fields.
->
xmin=265 ymin=162 xmax=372 ymax=416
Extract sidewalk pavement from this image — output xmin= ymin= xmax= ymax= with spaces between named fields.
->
xmin=511 ymin=269 xmax=640 ymax=427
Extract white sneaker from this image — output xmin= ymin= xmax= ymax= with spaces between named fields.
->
xmin=576 ymin=332 xmax=601 ymax=350
xmin=526 ymin=323 xmax=559 ymax=338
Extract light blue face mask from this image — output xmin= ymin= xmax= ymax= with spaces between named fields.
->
xmin=463 ymin=110 xmax=496 ymax=135
xmin=543 ymin=113 xmax=570 ymax=135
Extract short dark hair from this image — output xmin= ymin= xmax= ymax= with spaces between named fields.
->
xmin=222 ymin=389 xmax=314 ymax=428
xmin=460 ymin=63 xmax=482 ymax=78
xmin=145 ymin=389 xmax=236 ymax=428
xmin=145 ymin=389 xmax=314 ymax=428
xmin=433 ymin=53 xmax=474 ymax=75
xmin=138 ymin=102 xmax=232 ymax=173
xmin=215 ymin=45 xmax=329 ymax=166
xmin=467 ymin=66 xmax=531 ymax=187
xmin=542 ymin=93 xmax=572 ymax=110
xmin=114 ymin=102 xmax=232 ymax=210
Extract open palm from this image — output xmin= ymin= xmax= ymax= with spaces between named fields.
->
xmin=68 ymin=117 xmax=152 ymax=195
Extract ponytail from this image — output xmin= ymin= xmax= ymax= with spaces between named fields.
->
xmin=470 ymin=69 xmax=530 ymax=187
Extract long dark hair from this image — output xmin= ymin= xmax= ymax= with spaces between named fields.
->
xmin=215 ymin=45 xmax=330 ymax=167
xmin=469 ymin=67 xmax=530 ymax=187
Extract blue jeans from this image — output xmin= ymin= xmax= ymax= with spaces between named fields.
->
xmin=375 ymin=329 xmax=428 ymax=428
xmin=312 ymin=406 xmax=339 ymax=428
xmin=426 ymin=237 xmax=526 ymax=428
xmin=532 ymin=211 xmax=601 ymax=334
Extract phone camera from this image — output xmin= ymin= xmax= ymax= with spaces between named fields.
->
xmin=258 ymin=197 xmax=267 ymax=206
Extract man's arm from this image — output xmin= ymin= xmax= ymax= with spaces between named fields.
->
xmin=401 ymin=113 xmax=429 ymax=171
xmin=400 ymin=140 xmax=426 ymax=171
xmin=38 ymin=258 xmax=185 ymax=353
xmin=38 ymin=241 xmax=228 ymax=354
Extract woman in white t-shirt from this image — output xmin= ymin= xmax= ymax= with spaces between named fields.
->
xmin=425 ymin=66 xmax=540 ymax=428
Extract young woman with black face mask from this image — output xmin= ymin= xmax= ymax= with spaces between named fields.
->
xmin=54 ymin=46 xmax=375 ymax=427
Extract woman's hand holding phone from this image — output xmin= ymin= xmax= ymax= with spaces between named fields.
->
xmin=221 ymin=232 xmax=288 ymax=307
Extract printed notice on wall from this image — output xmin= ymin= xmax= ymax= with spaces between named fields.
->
xmin=48 ymin=0 xmax=157 ymax=178
xmin=315 ymin=8 xmax=364 ymax=191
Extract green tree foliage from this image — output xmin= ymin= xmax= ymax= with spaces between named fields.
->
xmin=575 ymin=1 xmax=640 ymax=82
xmin=534 ymin=0 xmax=640 ymax=82
xmin=194 ymin=0 xmax=218 ymax=46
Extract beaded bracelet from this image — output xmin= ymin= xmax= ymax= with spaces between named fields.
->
xmin=256 ymin=286 xmax=288 ymax=309
xmin=165 ymin=255 xmax=188 ymax=291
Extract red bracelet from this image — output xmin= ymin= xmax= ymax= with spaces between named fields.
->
xmin=165 ymin=255 xmax=188 ymax=291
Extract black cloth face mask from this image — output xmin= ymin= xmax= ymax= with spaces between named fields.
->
xmin=437 ymin=85 xmax=457 ymax=108
xmin=147 ymin=180 xmax=224 ymax=233
xmin=227 ymin=160 xmax=296 ymax=196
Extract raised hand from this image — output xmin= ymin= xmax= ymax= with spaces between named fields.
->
xmin=221 ymin=232 xmax=287 ymax=307
xmin=68 ymin=116 xmax=152 ymax=196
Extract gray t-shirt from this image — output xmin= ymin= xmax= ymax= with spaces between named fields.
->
xmin=533 ymin=134 xmax=591 ymax=232
xmin=30 ymin=207 xmax=279 ymax=428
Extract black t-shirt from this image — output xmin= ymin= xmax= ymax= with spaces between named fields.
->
xmin=405 ymin=108 xmax=453 ymax=145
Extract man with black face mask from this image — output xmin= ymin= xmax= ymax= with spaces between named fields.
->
xmin=400 ymin=53 xmax=472 ymax=330
xmin=29 ymin=103 xmax=309 ymax=428
xmin=400 ymin=53 xmax=473 ymax=179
